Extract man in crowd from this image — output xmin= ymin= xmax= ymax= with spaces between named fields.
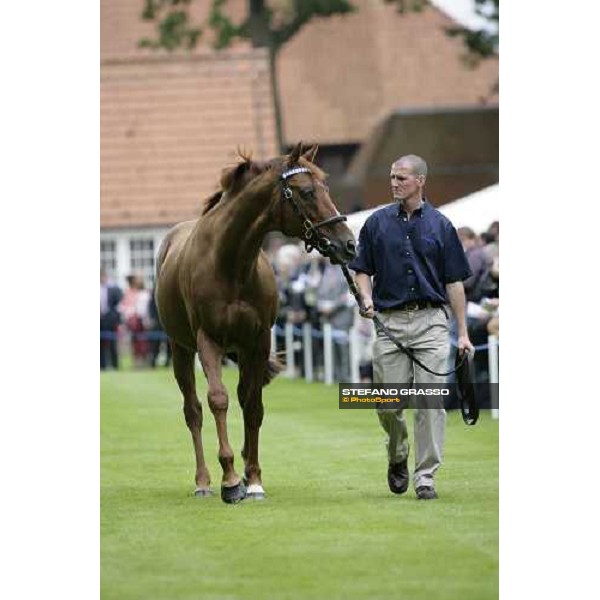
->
xmin=350 ymin=154 xmax=473 ymax=500
xmin=317 ymin=262 xmax=355 ymax=382
xmin=457 ymin=226 xmax=493 ymax=303
xmin=100 ymin=268 xmax=123 ymax=370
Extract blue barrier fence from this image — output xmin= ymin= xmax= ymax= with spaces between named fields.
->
xmin=272 ymin=325 xmax=497 ymax=351
xmin=102 ymin=321 xmax=499 ymax=418
xmin=101 ymin=327 xmax=498 ymax=351
xmin=100 ymin=330 xmax=168 ymax=341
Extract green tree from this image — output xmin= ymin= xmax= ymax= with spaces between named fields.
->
xmin=446 ymin=0 xmax=498 ymax=66
xmin=139 ymin=1 xmax=496 ymax=151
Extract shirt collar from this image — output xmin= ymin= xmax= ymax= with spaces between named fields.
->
xmin=397 ymin=198 xmax=429 ymax=218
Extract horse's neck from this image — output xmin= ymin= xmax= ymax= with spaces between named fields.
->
xmin=211 ymin=184 xmax=277 ymax=279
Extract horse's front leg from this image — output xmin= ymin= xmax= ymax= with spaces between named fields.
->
xmin=196 ymin=329 xmax=245 ymax=504
xmin=237 ymin=335 xmax=270 ymax=500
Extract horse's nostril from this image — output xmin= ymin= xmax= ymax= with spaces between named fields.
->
xmin=346 ymin=240 xmax=357 ymax=256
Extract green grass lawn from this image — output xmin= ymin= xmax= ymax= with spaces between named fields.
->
xmin=101 ymin=367 xmax=498 ymax=600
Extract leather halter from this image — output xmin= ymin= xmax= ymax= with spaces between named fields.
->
xmin=280 ymin=167 xmax=347 ymax=257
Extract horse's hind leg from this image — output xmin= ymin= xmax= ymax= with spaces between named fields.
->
xmin=237 ymin=332 xmax=270 ymax=500
xmin=171 ymin=341 xmax=212 ymax=497
xmin=197 ymin=329 xmax=245 ymax=504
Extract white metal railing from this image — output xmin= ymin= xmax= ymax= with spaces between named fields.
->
xmin=488 ymin=334 xmax=499 ymax=419
xmin=271 ymin=322 xmax=500 ymax=414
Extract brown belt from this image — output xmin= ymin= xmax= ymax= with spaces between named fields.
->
xmin=382 ymin=301 xmax=442 ymax=312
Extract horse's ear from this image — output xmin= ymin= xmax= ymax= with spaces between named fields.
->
xmin=302 ymin=144 xmax=319 ymax=163
xmin=288 ymin=142 xmax=304 ymax=166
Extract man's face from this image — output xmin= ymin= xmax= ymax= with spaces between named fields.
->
xmin=390 ymin=163 xmax=424 ymax=202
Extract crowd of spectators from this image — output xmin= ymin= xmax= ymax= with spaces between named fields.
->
xmin=100 ymin=221 xmax=498 ymax=382
xmin=266 ymin=240 xmax=369 ymax=382
xmin=100 ymin=270 xmax=171 ymax=370
xmin=456 ymin=221 xmax=499 ymax=371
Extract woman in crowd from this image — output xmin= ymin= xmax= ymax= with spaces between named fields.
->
xmin=119 ymin=273 xmax=151 ymax=368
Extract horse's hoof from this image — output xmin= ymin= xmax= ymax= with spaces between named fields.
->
xmin=245 ymin=484 xmax=266 ymax=501
xmin=221 ymin=481 xmax=247 ymax=504
xmin=193 ymin=487 xmax=213 ymax=498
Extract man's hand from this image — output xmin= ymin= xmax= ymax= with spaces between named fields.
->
xmin=446 ymin=282 xmax=474 ymax=356
xmin=457 ymin=333 xmax=475 ymax=356
xmin=359 ymin=297 xmax=375 ymax=319
xmin=355 ymin=273 xmax=375 ymax=319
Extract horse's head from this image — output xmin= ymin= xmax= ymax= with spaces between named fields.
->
xmin=273 ymin=143 xmax=356 ymax=265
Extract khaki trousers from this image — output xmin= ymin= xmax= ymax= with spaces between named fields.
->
xmin=373 ymin=306 xmax=450 ymax=489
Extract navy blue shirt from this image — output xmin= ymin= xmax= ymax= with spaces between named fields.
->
xmin=349 ymin=200 xmax=472 ymax=311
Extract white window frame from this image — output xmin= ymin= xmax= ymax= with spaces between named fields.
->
xmin=100 ymin=227 xmax=169 ymax=290
xmin=100 ymin=239 xmax=118 ymax=278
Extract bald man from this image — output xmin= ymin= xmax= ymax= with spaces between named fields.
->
xmin=349 ymin=154 xmax=474 ymax=500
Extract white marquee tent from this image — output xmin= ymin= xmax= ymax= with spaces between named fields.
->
xmin=346 ymin=184 xmax=499 ymax=237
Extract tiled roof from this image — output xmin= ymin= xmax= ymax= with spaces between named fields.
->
xmin=101 ymin=51 xmax=277 ymax=228
xmin=100 ymin=0 xmax=498 ymax=228
xmin=278 ymin=0 xmax=498 ymax=144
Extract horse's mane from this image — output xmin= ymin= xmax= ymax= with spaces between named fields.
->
xmin=201 ymin=145 xmax=327 ymax=216
xmin=202 ymin=190 xmax=225 ymax=215
xmin=201 ymin=149 xmax=270 ymax=216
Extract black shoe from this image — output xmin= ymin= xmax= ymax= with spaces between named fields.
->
xmin=387 ymin=460 xmax=409 ymax=494
xmin=416 ymin=486 xmax=438 ymax=500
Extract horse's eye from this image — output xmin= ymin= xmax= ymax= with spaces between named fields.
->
xmin=299 ymin=188 xmax=315 ymax=200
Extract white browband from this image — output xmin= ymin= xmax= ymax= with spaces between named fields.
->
xmin=280 ymin=167 xmax=312 ymax=180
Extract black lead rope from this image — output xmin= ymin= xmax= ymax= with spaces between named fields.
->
xmin=339 ymin=264 xmax=479 ymax=425
xmin=339 ymin=264 xmax=465 ymax=376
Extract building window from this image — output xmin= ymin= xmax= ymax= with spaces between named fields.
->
xmin=129 ymin=238 xmax=155 ymax=288
xmin=100 ymin=240 xmax=117 ymax=277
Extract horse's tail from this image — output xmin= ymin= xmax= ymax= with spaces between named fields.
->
xmin=225 ymin=353 xmax=283 ymax=387
xmin=264 ymin=355 xmax=284 ymax=386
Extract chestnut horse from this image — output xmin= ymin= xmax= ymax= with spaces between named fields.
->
xmin=155 ymin=143 xmax=356 ymax=503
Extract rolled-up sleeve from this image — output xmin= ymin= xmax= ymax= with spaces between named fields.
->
xmin=349 ymin=221 xmax=375 ymax=275
xmin=443 ymin=221 xmax=472 ymax=283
